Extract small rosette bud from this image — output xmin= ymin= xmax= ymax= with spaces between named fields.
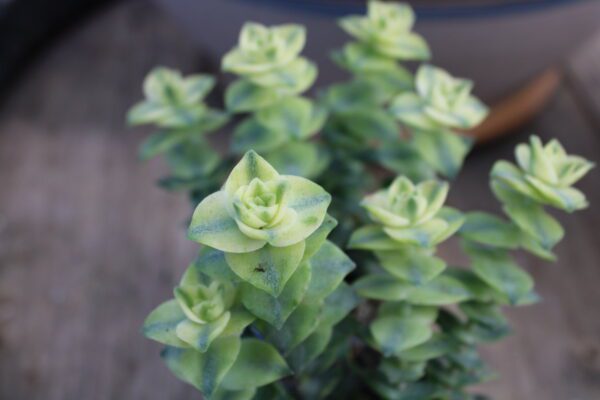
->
xmin=339 ymin=1 xmax=430 ymax=60
xmin=390 ymin=64 xmax=488 ymax=131
xmin=127 ymin=67 xmax=224 ymax=129
xmin=351 ymin=176 xmax=464 ymax=249
xmin=492 ymin=135 xmax=594 ymax=212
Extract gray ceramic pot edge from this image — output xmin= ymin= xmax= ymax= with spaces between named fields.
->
xmin=153 ymin=0 xmax=600 ymax=102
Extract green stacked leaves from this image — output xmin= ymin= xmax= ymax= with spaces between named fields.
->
xmin=223 ymin=23 xmax=329 ymax=178
xmin=144 ymin=151 xmax=356 ymax=398
xmin=127 ymin=67 xmax=229 ymax=197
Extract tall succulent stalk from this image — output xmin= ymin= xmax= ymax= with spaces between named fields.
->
xmin=127 ymin=2 xmax=595 ymax=399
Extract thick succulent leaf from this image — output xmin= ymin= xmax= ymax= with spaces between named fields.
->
xmin=127 ymin=101 xmax=171 ymax=125
xmin=175 ymin=312 xmax=231 ymax=352
xmin=525 ymin=176 xmax=588 ymax=212
xmin=389 ymin=92 xmax=439 ymax=132
xmin=503 ymin=202 xmax=564 ymax=250
xmin=248 ymin=58 xmax=317 ymax=96
xmin=465 ymin=245 xmax=534 ymax=305
xmin=353 ymin=274 xmax=410 ymax=301
xmin=383 ymin=218 xmax=449 ymax=248
xmin=374 ymin=32 xmax=430 ymax=60
xmin=377 ymin=302 xmax=438 ymax=323
xmin=520 ymin=233 xmax=557 ymax=261
xmin=225 ymin=241 xmax=305 ymax=296
xmin=264 ymin=300 xmax=322 ymax=354
xmin=194 ymin=247 xmax=241 ymax=284
xmin=161 ymin=336 xmax=241 ymax=397
xmin=359 ymin=65 xmax=414 ymax=102
xmin=317 ymin=282 xmax=360 ymax=328
xmin=240 ymin=262 xmax=311 ymax=329
xmin=459 ymin=301 xmax=507 ymax=328
xmin=287 ymin=326 xmax=333 ymax=373
xmin=266 ymin=142 xmax=330 ymax=179
xmin=348 ymin=225 xmax=399 ymax=250
xmin=336 ymin=108 xmax=399 ymax=142
xmin=444 ymin=269 xmax=500 ymax=303
xmin=405 ymin=274 xmax=471 ymax=305
xmin=266 ymin=174 xmax=331 ymax=246
xmin=412 ymin=129 xmax=473 ymax=179
xmin=256 ymin=97 xmax=314 ymax=139
xmin=335 ymin=42 xmax=397 ymax=72
xmin=460 ymin=212 xmax=521 ymax=249
xmin=225 ymin=79 xmax=279 ymax=112
xmin=224 ymin=150 xmax=280 ymax=195
xmin=324 ymin=80 xmax=380 ymax=112
xmin=376 ymin=247 xmax=446 ymax=284
xmin=370 ymin=316 xmax=432 ymax=356
xmin=138 ymin=130 xmax=186 ymax=161
xmin=220 ymin=339 xmax=292 ymax=390
xmin=231 ymin=117 xmax=288 ymax=154
xmin=142 ymin=299 xmax=188 ymax=348
xmin=247 ymin=58 xmax=315 ymax=87
xmin=301 ymin=214 xmax=337 ymax=262
xmin=304 ymin=241 xmax=355 ymax=301
xmin=398 ymin=334 xmax=457 ymax=362
xmin=221 ymin=308 xmax=256 ymax=337
xmin=165 ymin=142 xmax=221 ymax=179
xmin=188 ymin=191 xmax=266 ymax=253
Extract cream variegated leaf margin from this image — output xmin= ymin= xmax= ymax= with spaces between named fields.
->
xmin=492 ymin=135 xmax=594 ymax=212
xmin=339 ymin=1 xmax=430 ymax=61
xmin=223 ymin=23 xmax=306 ymax=75
xmin=188 ymin=150 xmax=331 ymax=253
xmin=128 ymin=67 xmax=224 ymax=128
xmin=350 ymin=176 xmax=464 ymax=249
xmin=143 ymin=264 xmax=253 ymax=353
xmin=390 ymin=64 xmax=488 ymax=131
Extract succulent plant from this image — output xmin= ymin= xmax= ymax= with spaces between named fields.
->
xmin=492 ymin=135 xmax=594 ymax=212
xmin=390 ymin=64 xmax=488 ymax=131
xmin=129 ymin=2 xmax=594 ymax=399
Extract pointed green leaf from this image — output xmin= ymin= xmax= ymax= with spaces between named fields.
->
xmin=371 ymin=316 xmax=432 ymax=356
xmin=175 ymin=312 xmax=231 ymax=352
xmin=301 ymin=214 xmax=337 ymax=262
xmin=240 ymin=262 xmax=311 ymax=329
xmin=304 ymin=241 xmax=355 ymax=301
xmin=460 ymin=212 xmax=521 ymax=249
xmin=405 ymin=274 xmax=471 ymax=305
xmin=142 ymin=299 xmax=188 ymax=348
xmin=412 ymin=129 xmax=473 ymax=179
xmin=231 ymin=117 xmax=288 ymax=154
xmin=348 ymin=225 xmax=399 ymax=250
xmin=287 ymin=326 xmax=333 ymax=372
xmin=263 ymin=301 xmax=322 ymax=354
xmin=188 ymin=191 xmax=267 ymax=253
xmin=265 ymin=142 xmax=330 ymax=179
xmin=317 ymin=282 xmax=360 ymax=328
xmin=376 ymin=247 xmax=446 ymax=284
xmin=225 ymin=241 xmax=305 ymax=296
xmin=161 ymin=336 xmax=241 ymax=396
xmin=354 ymin=274 xmax=410 ymax=301
xmin=503 ymin=202 xmax=564 ymax=250
xmin=225 ymin=80 xmax=279 ymax=112
xmin=221 ymin=339 xmax=291 ymax=390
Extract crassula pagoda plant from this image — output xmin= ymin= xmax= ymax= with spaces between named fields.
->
xmin=128 ymin=2 xmax=594 ymax=399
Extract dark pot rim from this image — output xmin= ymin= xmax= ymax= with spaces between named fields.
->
xmin=233 ymin=0 xmax=592 ymax=20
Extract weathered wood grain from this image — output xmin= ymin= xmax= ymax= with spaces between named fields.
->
xmin=0 ymin=1 xmax=598 ymax=399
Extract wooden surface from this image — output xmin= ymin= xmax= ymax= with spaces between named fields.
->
xmin=0 ymin=2 xmax=599 ymax=399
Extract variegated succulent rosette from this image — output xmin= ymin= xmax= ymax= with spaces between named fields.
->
xmin=390 ymin=64 xmax=488 ymax=132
